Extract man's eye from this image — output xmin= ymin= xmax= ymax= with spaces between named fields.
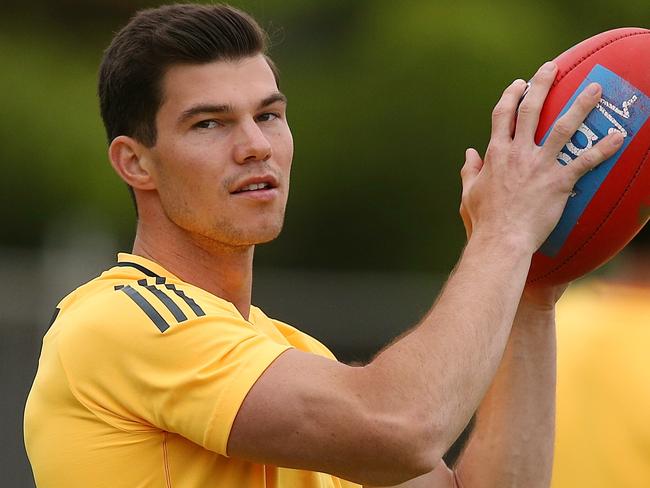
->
xmin=195 ymin=120 xmax=220 ymax=129
xmin=257 ymin=112 xmax=279 ymax=123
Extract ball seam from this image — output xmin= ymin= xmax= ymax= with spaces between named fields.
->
xmin=553 ymin=30 xmax=650 ymax=88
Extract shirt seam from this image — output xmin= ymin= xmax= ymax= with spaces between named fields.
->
xmin=163 ymin=431 xmax=172 ymax=488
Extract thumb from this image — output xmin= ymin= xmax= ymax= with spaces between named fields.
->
xmin=460 ymin=148 xmax=483 ymax=186
xmin=459 ymin=148 xmax=482 ymax=240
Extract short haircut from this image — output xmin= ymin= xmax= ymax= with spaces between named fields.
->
xmin=98 ymin=3 xmax=278 ymax=147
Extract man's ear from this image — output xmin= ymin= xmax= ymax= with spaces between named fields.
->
xmin=108 ymin=135 xmax=157 ymax=190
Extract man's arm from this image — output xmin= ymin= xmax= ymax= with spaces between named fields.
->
xmin=365 ymin=460 xmax=458 ymax=488
xmin=229 ymin=232 xmax=532 ymax=486
xmin=227 ymin=63 xmax=623 ymax=486
xmin=367 ymin=290 xmax=559 ymax=488
xmin=452 ymin=289 xmax=560 ymax=487
xmin=370 ymin=182 xmax=567 ymax=488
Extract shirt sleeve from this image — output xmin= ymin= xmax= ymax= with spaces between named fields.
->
xmin=56 ymin=292 xmax=292 ymax=456
xmin=271 ymin=319 xmax=338 ymax=360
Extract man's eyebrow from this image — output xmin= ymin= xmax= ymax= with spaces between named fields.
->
xmin=258 ymin=92 xmax=287 ymax=109
xmin=177 ymin=92 xmax=287 ymax=126
xmin=178 ymin=103 xmax=232 ymax=125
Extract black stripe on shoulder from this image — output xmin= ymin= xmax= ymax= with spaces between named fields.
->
xmin=116 ymin=262 xmax=161 ymax=278
xmin=140 ymin=284 xmax=188 ymax=323
xmin=164 ymin=284 xmax=206 ymax=317
xmin=119 ymin=285 xmax=170 ymax=333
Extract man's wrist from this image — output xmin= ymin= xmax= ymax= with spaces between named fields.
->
xmin=515 ymin=295 xmax=558 ymax=330
xmin=466 ymin=228 xmax=536 ymax=260
xmin=520 ymin=281 xmax=569 ymax=312
xmin=519 ymin=295 xmax=557 ymax=314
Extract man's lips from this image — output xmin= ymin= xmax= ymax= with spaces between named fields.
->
xmin=234 ymin=181 xmax=273 ymax=193
xmin=230 ymin=174 xmax=280 ymax=198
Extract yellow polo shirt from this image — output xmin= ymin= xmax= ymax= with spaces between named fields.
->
xmin=24 ymin=253 xmax=361 ymax=488
xmin=552 ymin=280 xmax=650 ymax=488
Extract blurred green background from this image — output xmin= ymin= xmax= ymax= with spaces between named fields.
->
xmin=2 ymin=0 xmax=648 ymax=485
xmin=3 ymin=0 xmax=648 ymax=270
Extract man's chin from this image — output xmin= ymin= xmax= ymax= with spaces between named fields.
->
xmin=219 ymin=222 xmax=284 ymax=247
xmin=248 ymin=225 xmax=283 ymax=245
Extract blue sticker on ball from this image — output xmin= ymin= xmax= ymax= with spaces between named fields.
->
xmin=539 ymin=64 xmax=650 ymax=257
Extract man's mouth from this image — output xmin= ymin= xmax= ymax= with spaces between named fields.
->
xmin=234 ymin=182 xmax=273 ymax=193
xmin=230 ymin=173 xmax=279 ymax=201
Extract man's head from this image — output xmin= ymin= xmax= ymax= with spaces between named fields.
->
xmin=99 ymin=3 xmax=277 ymax=147
xmin=99 ymin=4 xmax=293 ymax=248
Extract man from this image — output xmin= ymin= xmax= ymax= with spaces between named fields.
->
xmin=23 ymin=4 xmax=624 ymax=487
xmin=552 ymin=226 xmax=650 ymax=488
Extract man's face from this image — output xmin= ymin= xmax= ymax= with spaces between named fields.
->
xmin=143 ymin=54 xmax=293 ymax=247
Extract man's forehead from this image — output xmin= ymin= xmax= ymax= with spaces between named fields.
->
xmin=160 ymin=55 xmax=279 ymax=111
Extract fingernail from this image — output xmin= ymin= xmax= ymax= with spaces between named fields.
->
xmin=611 ymin=131 xmax=624 ymax=145
xmin=586 ymin=83 xmax=601 ymax=96
xmin=542 ymin=61 xmax=556 ymax=72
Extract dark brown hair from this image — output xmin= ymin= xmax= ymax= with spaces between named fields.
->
xmin=98 ymin=3 xmax=277 ymax=147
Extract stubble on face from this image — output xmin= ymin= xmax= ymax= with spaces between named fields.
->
xmin=159 ymin=161 xmax=290 ymax=249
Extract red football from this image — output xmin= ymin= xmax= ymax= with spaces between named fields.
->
xmin=527 ymin=28 xmax=650 ymax=285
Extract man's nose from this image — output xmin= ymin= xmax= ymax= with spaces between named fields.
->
xmin=233 ymin=120 xmax=272 ymax=164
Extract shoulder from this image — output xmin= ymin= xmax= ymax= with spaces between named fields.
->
xmin=51 ymin=274 xmax=291 ymax=410
xmin=52 ymin=273 xmax=253 ymax=363
xmin=255 ymin=310 xmax=337 ymax=360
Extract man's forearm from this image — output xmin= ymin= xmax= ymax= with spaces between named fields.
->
xmin=364 ymin=232 xmax=533 ymax=462
xmin=453 ymin=299 xmax=557 ymax=487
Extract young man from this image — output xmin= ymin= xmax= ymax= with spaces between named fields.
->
xmin=24 ymin=4 xmax=624 ymax=487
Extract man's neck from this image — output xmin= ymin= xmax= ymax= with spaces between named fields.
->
xmin=132 ymin=223 xmax=255 ymax=321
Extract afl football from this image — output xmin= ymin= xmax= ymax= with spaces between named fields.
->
xmin=528 ymin=28 xmax=650 ymax=285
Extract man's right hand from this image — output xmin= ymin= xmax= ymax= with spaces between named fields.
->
xmin=459 ymin=61 xmax=624 ymax=254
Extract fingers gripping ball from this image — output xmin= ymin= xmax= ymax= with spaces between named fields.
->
xmin=527 ymin=28 xmax=650 ymax=285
